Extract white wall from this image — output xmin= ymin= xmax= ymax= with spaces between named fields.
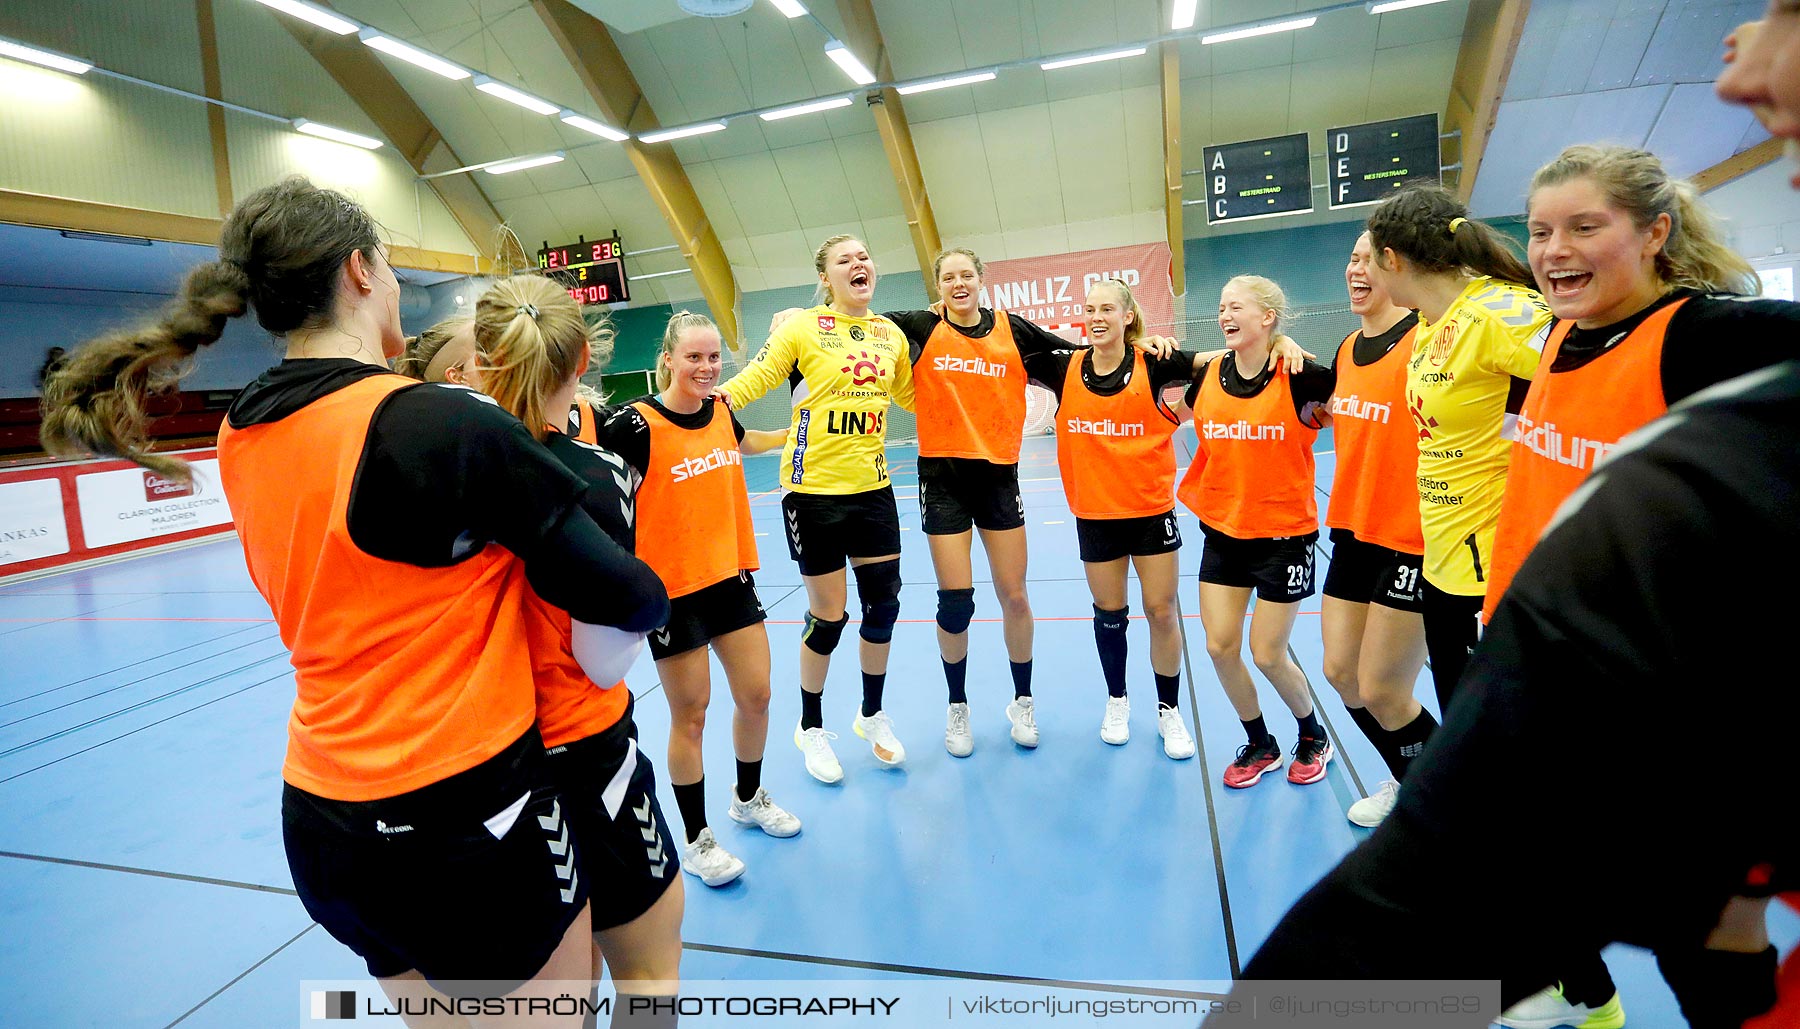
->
xmin=1705 ymin=157 xmax=1800 ymax=261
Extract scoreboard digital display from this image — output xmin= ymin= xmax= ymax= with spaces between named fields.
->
xmin=1201 ymin=132 xmax=1313 ymax=224
xmin=1326 ymin=114 xmax=1441 ymax=209
xmin=537 ymin=234 xmax=629 ymax=306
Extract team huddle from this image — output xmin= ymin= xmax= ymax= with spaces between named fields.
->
xmin=37 ymin=126 xmax=1800 ymax=1027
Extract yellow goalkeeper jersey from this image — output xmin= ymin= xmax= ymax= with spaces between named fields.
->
xmin=1407 ymin=277 xmax=1550 ymax=595
xmin=719 ymin=306 xmax=915 ymax=495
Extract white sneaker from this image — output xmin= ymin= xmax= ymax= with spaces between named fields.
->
xmin=1156 ymin=704 xmax=1195 ymax=760
xmin=728 ymin=786 xmax=801 ymax=838
xmin=1101 ymin=695 xmax=1130 ymax=745
xmin=793 ymin=722 xmax=843 ymax=784
xmin=1005 ymin=696 xmax=1039 ymax=748
xmin=1495 ymin=984 xmax=1625 ymax=1029
xmin=681 ymin=828 xmax=745 ymax=887
xmin=852 ymin=709 xmax=906 ymax=765
xmin=1347 ymin=779 xmax=1400 ymax=828
xmin=945 ymin=702 xmax=973 ymax=758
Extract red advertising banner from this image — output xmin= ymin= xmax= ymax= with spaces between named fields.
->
xmin=973 ymin=241 xmax=1182 ymax=343
xmin=0 ymin=447 xmax=235 ymax=581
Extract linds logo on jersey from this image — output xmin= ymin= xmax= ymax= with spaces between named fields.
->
xmin=827 ymin=410 xmax=884 ymax=435
xmin=1065 ymin=416 xmax=1144 ymax=438
xmin=143 ymin=471 xmax=195 ymax=502
xmin=1203 ymin=419 xmax=1286 ymax=441
xmin=671 ymin=446 xmax=743 ymax=482
xmin=933 ymin=355 xmax=1008 ymax=378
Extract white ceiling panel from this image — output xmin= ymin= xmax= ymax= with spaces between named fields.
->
xmin=1634 ymin=0 xmax=1763 ymax=86
xmin=978 ymin=105 xmax=1065 ymax=230
xmin=685 ymin=162 xmax=748 ymax=241
xmin=771 ymin=142 xmax=865 ymax=227
xmin=911 ymin=116 xmax=1004 ymax=238
xmin=1585 ymin=14 xmax=1660 ymax=91
xmin=830 ymin=131 xmax=906 ymax=221
xmin=1373 ymin=0 xmax=1470 ymax=48
xmin=1047 ymin=92 xmax=1135 ymax=222
xmin=591 ymin=178 xmax=677 ymax=249
xmin=1210 ymin=66 xmax=1295 ymax=142
xmin=1471 ymin=84 xmax=1673 ymax=215
xmin=1001 ymin=224 xmax=1074 ymax=262
xmin=1536 ymin=17 xmax=1609 ymax=96
xmin=706 ymin=152 xmax=803 ymax=236
xmin=1364 ymin=38 xmax=1459 ymax=113
xmin=568 ymin=0 xmax=695 ymax=34
xmin=1643 ymin=82 xmax=1763 ymax=178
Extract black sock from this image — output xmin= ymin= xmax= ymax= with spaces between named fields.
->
xmin=672 ymin=778 xmax=706 ymax=843
xmin=861 ymin=671 xmax=885 ymax=718
xmin=1093 ymin=605 xmax=1129 ymax=698
xmin=944 ymin=658 xmax=968 ymax=705
xmin=1010 ymin=659 xmax=1033 ymax=698
xmin=1346 ymin=706 xmax=1397 ymax=777
xmin=1154 ymin=672 xmax=1180 ymax=710
xmin=1557 ymin=950 xmax=1618 ymax=1008
xmin=1389 ymin=708 xmax=1439 ymax=781
xmin=612 ymin=995 xmax=679 ymax=1029
xmin=800 ymin=688 xmax=823 ymax=730
xmin=1242 ymin=716 xmax=1269 ymax=746
xmin=1657 ymin=945 xmax=1778 ymax=1029
xmin=735 ymin=759 xmax=761 ymax=802
xmin=1296 ymin=710 xmax=1324 ymax=741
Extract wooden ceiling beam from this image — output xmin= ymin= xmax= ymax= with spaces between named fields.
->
xmin=534 ymin=0 xmax=745 ymax=349
xmin=1443 ymin=0 xmax=1531 ymax=203
xmin=277 ymin=16 xmax=505 ymax=258
xmin=834 ymin=0 xmax=943 ymax=278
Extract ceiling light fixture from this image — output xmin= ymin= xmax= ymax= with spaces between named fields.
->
xmin=474 ymin=76 xmax=559 ymax=115
xmin=292 ymin=118 xmax=383 ymax=149
xmin=824 ymin=40 xmax=877 ymax=85
xmin=1366 ymin=0 xmax=1453 ymax=12
xmin=482 ymin=152 xmax=566 ymax=174
xmin=0 ymin=38 xmax=92 ymax=75
xmin=249 ymin=0 xmax=358 ymax=35
xmin=561 ymin=112 xmax=630 ymax=141
xmin=1201 ymin=16 xmax=1317 ymax=43
xmin=768 ymin=0 xmax=808 ymax=15
xmin=1172 ymin=0 xmax=1199 ymax=30
xmin=1040 ymin=46 xmax=1147 ymax=71
xmin=360 ymin=31 xmax=470 ymax=80
xmin=896 ymin=70 xmax=997 ymax=95
xmin=639 ymin=122 xmax=728 ymax=143
xmin=760 ymin=95 xmax=854 ymax=120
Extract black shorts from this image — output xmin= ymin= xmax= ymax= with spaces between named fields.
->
xmin=649 ymin=571 xmax=767 ymax=661
xmin=544 ymin=697 xmax=679 ymax=932
xmin=917 ymin=456 xmax=1025 ymax=535
xmin=1198 ymin=523 xmax=1319 ymax=603
xmin=282 ymin=729 xmax=587 ymax=992
xmin=1075 ymin=511 xmax=1183 ymax=563
xmin=782 ymin=486 xmax=902 ymax=577
xmin=1321 ymin=529 xmax=1425 ymax=612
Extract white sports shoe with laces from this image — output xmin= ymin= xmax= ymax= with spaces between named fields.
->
xmin=852 ymin=709 xmax=906 ymax=765
xmin=728 ymin=786 xmax=801 ymax=837
xmin=1101 ymin=695 xmax=1130 ymax=745
xmin=1005 ymin=696 xmax=1039 ymax=748
xmin=944 ymin=702 xmax=973 ymax=757
xmin=1156 ymin=704 xmax=1196 ymax=760
xmin=681 ymin=828 xmax=745 ymax=887
xmin=793 ymin=722 xmax=843 ymax=784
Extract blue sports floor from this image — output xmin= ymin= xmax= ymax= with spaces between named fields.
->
xmin=1 ymin=431 xmax=1794 ymax=1026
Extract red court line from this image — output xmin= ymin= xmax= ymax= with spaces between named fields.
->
xmin=764 ymin=612 xmax=1321 ymax=625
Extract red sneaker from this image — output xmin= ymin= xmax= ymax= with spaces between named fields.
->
xmin=1287 ymin=735 xmax=1333 ymax=785
xmin=1223 ymin=737 xmax=1283 ymax=788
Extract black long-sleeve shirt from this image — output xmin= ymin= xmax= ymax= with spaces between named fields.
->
xmin=226 ymin=360 xmax=667 ymax=632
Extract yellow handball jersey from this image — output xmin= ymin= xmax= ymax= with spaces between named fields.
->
xmin=719 ymin=306 xmax=914 ymax=495
xmin=1406 ymin=277 xmax=1550 ymax=595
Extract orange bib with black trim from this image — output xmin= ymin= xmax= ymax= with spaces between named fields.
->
xmin=631 ymin=400 xmax=758 ymax=599
xmin=1325 ymin=326 xmax=1424 ymax=554
xmin=1055 ymin=350 xmax=1180 ymax=520
xmin=218 ymin=376 xmax=537 ymax=801
xmin=1484 ymin=299 xmax=1682 ymax=620
xmin=914 ymin=314 xmax=1027 ymax=463
xmin=1178 ymin=359 xmax=1319 ymax=539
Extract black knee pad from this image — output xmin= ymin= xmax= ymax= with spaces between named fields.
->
xmin=1093 ymin=604 xmax=1129 ymax=635
xmin=854 ymin=559 xmax=903 ymax=644
xmin=936 ymin=588 xmax=977 ymax=635
xmin=802 ymin=611 xmax=849 ymax=655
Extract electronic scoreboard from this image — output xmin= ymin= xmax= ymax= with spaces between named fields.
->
xmin=537 ymin=233 xmax=629 ymax=306
xmin=1325 ymin=114 xmax=1441 ymax=209
xmin=1200 ymin=132 xmax=1313 ymax=225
